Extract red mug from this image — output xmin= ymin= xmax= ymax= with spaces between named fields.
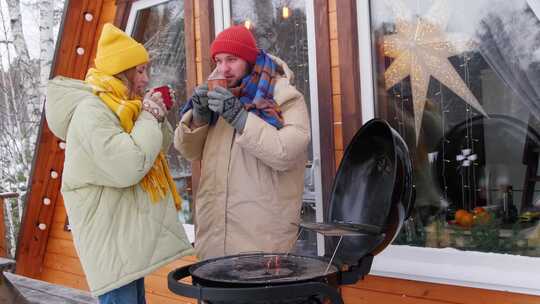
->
xmin=152 ymin=85 xmax=175 ymax=110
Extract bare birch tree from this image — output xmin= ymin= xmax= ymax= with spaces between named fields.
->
xmin=1 ymin=0 xmax=38 ymax=194
xmin=0 ymin=0 xmax=64 ymax=256
xmin=39 ymin=0 xmax=54 ymax=97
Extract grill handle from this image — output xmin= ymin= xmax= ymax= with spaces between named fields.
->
xmin=167 ymin=265 xmax=201 ymax=299
xmin=168 ymin=265 xmax=344 ymax=304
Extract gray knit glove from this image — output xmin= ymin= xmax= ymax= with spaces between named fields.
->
xmin=191 ymin=84 xmax=211 ymax=125
xmin=208 ymin=86 xmax=248 ymax=133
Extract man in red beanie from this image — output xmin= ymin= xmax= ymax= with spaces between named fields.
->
xmin=174 ymin=25 xmax=311 ymax=260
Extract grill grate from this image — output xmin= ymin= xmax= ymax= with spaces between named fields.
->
xmin=191 ymin=254 xmax=338 ymax=284
xmin=297 ymin=221 xmax=383 ymax=236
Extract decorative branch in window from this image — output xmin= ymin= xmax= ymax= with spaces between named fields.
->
xmin=383 ymin=0 xmax=488 ymax=141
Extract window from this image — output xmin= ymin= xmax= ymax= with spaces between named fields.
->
xmin=126 ymin=0 xmax=192 ymax=223
xmin=363 ymin=0 xmax=540 ymax=293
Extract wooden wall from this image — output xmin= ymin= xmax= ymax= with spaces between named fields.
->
xmin=39 ymin=197 xmax=88 ymax=290
xmin=328 ymin=0 xmax=342 ymax=168
xmin=341 ymin=275 xmax=540 ymax=304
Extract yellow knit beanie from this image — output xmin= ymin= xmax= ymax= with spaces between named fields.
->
xmin=94 ymin=23 xmax=149 ymax=75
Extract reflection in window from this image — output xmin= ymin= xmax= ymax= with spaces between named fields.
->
xmin=371 ymin=0 xmax=540 ymax=256
xmin=131 ymin=0 xmax=192 ymax=223
xmin=230 ymin=0 xmax=316 ymax=254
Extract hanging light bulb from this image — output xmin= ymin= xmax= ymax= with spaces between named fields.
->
xmin=244 ymin=19 xmax=252 ymax=30
xmin=282 ymin=6 xmax=290 ymax=19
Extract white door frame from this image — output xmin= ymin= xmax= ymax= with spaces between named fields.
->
xmin=357 ymin=0 xmax=375 ymax=122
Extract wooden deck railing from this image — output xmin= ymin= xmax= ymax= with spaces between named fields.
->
xmin=0 ymin=192 xmax=19 ymax=258
xmin=0 ymin=193 xmax=18 ymax=199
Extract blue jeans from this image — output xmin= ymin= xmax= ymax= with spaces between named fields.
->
xmin=98 ymin=278 xmax=146 ymax=304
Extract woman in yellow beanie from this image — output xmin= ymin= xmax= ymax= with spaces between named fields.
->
xmin=45 ymin=23 xmax=193 ymax=304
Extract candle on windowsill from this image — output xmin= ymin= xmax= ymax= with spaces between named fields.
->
xmin=282 ymin=6 xmax=290 ymax=19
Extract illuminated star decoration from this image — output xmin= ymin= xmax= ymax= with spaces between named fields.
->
xmin=383 ymin=0 xmax=488 ymax=141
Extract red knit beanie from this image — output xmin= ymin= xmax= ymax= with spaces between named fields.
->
xmin=211 ymin=25 xmax=259 ymax=65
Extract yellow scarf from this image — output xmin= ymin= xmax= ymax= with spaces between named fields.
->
xmin=85 ymin=68 xmax=182 ymax=210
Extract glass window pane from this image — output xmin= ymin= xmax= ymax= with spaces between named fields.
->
xmin=371 ymin=0 xmax=540 ymax=256
xmin=131 ymin=1 xmax=192 ymax=223
xmin=230 ymin=0 xmax=317 ymax=254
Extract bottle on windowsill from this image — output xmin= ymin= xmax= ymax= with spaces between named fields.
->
xmin=499 ymin=185 xmax=518 ymax=224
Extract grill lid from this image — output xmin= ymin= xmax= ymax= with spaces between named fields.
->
xmin=323 ymin=119 xmax=413 ymax=264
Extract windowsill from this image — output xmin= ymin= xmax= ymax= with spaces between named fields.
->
xmin=371 ymin=245 xmax=540 ymax=296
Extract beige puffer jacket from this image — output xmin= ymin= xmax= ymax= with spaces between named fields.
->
xmin=174 ymin=56 xmax=310 ymax=260
xmin=46 ymin=77 xmax=193 ymax=296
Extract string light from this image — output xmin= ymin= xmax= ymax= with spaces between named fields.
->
xmin=463 ymin=53 xmax=478 ymax=209
xmin=282 ymin=6 xmax=290 ymax=19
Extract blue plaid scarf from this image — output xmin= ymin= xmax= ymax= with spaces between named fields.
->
xmin=181 ymin=51 xmax=283 ymax=129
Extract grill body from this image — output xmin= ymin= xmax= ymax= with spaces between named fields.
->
xmin=168 ymin=119 xmax=413 ymax=304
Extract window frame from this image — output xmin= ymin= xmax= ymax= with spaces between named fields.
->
xmin=125 ymin=0 xmax=172 ymax=34
xmin=356 ymin=0 xmax=540 ymax=295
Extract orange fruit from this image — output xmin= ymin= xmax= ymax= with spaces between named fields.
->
xmin=474 ymin=211 xmax=491 ymax=225
xmin=455 ymin=209 xmax=468 ymax=222
xmin=459 ymin=213 xmax=474 ymax=228
xmin=473 ymin=207 xmax=486 ymax=215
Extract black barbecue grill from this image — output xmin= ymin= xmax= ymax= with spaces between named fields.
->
xmin=168 ymin=119 xmax=414 ymax=304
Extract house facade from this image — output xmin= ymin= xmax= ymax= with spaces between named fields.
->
xmin=14 ymin=0 xmax=540 ymax=303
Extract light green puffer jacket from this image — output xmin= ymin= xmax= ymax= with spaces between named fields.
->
xmin=45 ymin=76 xmax=193 ymax=296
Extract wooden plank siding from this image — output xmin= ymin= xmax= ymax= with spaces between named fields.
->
xmin=335 ymin=0 xmax=362 ymax=148
xmin=341 ymin=275 xmax=540 ymax=304
xmin=313 ymin=0 xmax=336 ymax=212
xmin=113 ymin=0 xmax=135 ymax=29
xmin=328 ymin=0 xmax=343 ymax=168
